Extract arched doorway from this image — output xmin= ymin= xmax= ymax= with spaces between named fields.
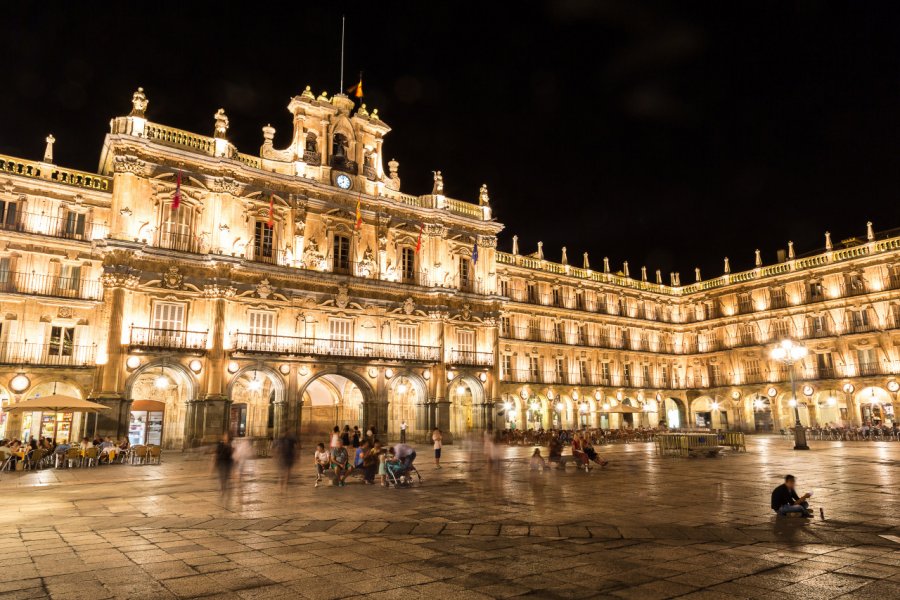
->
xmin=127 ymin=363 xmax=195 ymax=448
xmin=0 ymin=383 xmax=11 ymax=440
xmin=812 ymin=389 xmax=845 ymax=427
xmin=855 ymin=386 xmax=893 ymax=426
xmin=227 ymin=367 xmax=285 ymax=438
xmin=449 ymin=375 xmax=484 ymax=436
xmin=387 ymin=372 xmax=426 ymax=441
xmin=751 ymin=395 xmax=774 ymax=432
xmin=298 ymin=371 xmax=372 ymax=441
xmin=777 ymin=392 xmax=810 ymax=429
xmin=662 ymin=397 xmax=686 ymax=429
xmin=621 ymin=397 xmax=635 ymax=428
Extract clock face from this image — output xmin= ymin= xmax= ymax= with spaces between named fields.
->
xmin=336 ymin=174 xmax=352 ymax=190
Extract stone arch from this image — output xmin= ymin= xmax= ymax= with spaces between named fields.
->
xmin=226 ymin=364 xmax=286 ymax=438
xmin=661 ymin=397 xmax=687 ymax=429
xmin=448 ymin=373 xmax=484 ymax=436
xmin=386 ymin=370 xmax=428 ymax=440
xmin=811 ymin=387 xmax=845 ymax=426
xmin=297 ymin=367 xmax=376 ymax=440
xmin=854 ymin=386 xmax=892 ymax=425
xmin=125 ymin=360 xmax=198 ymax=449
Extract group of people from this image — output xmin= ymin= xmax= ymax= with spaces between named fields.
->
xmin=0 ymin=435 xmax=131 ymax=469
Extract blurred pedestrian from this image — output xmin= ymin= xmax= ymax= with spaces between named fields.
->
xmin=275 ymin=433 xmax=298 ymax=491
xmin=432 ymin=428 xmax=443 ymax=469
xmin=400 ymin=420 xmax=408 ymax=443
xmin=212 ymin=433 xmax=234 ymax=499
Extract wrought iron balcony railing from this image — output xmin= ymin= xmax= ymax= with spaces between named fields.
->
xmin=447 ymin=350 xmax=494 ymax=367
xmin=129 ymin=327 xmax=208 ymax=352
xmin=232 ymin=333 xmax=441 ymax=362
xmin=0 ymin=210 xmax=99 ymax=242
xmin=0 ymin=271 xmax=102 ymax=301
xmin=0 ymin=342 xmax=96 ymax=367
xmin=303 ymin=150 xmax=321 ymax=166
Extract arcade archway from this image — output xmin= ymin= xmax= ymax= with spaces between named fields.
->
xmin=227 ymin=366 xmax=285 ymax=438
xmin=661 ymin=397 xmax=686 ymax=429
xmin=299 ymin=371 xmax=373 ymax=440
xmin=449 ymin=375 xmax=484 ymax=436
xmin=127 ymin=362 xmax=196 ymax=448
xmin=387 ymin=372 xmax=427 ymax=440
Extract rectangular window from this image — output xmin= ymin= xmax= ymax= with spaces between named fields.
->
xmin=529 ymin=317 xmax=540 ymax=340
xmin=660 ymin=365 xmax=669 ymax=387
xmin=457 ymin=330 xmax=475 ymax=366
xmin=809 ymin=281 xmax=824 ymax=300
xmin=248 ymin=310 xmax=275 ymax=336
xmin=58 ymin=264 xmax=81 ymax=292
xmin=623 ymin=363 xmax=631 ymax=386
xmin=0 ymin=199 xmax=17 ymax=229
xmin=529 ymin=356 xmax=540 ymax=381
xmin=771 ymin=319 xmax=789 ymax=340
xmin=499 ymin=279 xmax=509 ymax=297
xmin=527 ymin=283 xmax=537 ymax=303
xmin=556 ymin=321 xmax=566 ymax=343
xmin=600 ymin=362 xmax=610 ymax=385
xmin=400 ymin=247 xmax=415 ymax=282
xmin=329 ymin=318 xmax=352 ymax=350
xmin=503 ymin=355 xmax=512 ymax=379
xmin=642 ymin=364 xmax=651 ymax=386
xmin=398 ymin=324 xmax=418 ymax=359
xmin=710 ymin=363 xmax=723 ymax=386
xmin=738 ymin=293 xmax=752 ymax=313
xmin=333 ymin=234 xmax=350 ymax=273
xmin=745 ymin=359 xmax=760 ymax=378
xmin=63 ymin=211 xmax=87 ymax=239
xmin=152 ymin=302 xmax=185 ymax=331
xmin=0 ymin=257 xmax=11 ymax=286
xmin=552 ymin=288 xmax=560 ymax=306
xmin=159 ymin=203 xmax=193 ymax=252
xmin=578 ymin=324 xmax=587 ymax=345
xmin=851 ymin=309 xmax=869 ymax=329
xmin=555 ymin=357 xmax=565 ymax=383
xmin=580 ymin=360 xmax=589 ymax=383
xmin=48 ymin=326 xmax=75 ymax=357
xmin=500 ymin=317 xmax=511 ymax=337
xmin=459 ymin=257 xmax=471 ymax=286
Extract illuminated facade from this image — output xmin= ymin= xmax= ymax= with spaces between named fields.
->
xmin=0 ymin=87 xmax=897 ymax=446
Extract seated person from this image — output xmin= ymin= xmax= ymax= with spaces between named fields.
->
xmin=580 ymin=433 xmax=608 ymax=467
xmin=362 ymin=441 xmax=384 ymax=484
xmin=330 ymin=439 xmax=351 ymax=487
xmin=547 ymin=435 xmax=563 ymax=463
xmin=79 ymin=437 xmax=93 ymax=451
xmin=354 ymin=440 xmax=369 ymax=469
xmin=771 ymin=474 xmax=812 ymax=517
xmin=313 ymin=443 xmax=330 ymax=487
xmin=529 ymin=448 xmax=546 ymax=471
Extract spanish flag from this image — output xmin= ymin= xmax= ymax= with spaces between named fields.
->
xmin=347 ymin=73 xmax=363 ymax=99
xmin=172 ymin=171 xmax=182 ymax=210
xmin=415 ymin=224 xmax=424 ymax=253
xmin=355 ymin=196 xmax=362 ymax=230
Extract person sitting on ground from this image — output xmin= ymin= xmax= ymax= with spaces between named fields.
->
xmin=580 ymin=432 xmax=609 ymax=467
xmin=313 ymin=443 xmax=330 ymax=488
xmin=330 ymin=438 xmax=351 ymax=487
xmin=547 ymin=434 xmax=563 ymax=466
xmin=530 ymin=447 xmax=546 ymax=471
xmin=771 ymin=474 xmax=813 ymax=517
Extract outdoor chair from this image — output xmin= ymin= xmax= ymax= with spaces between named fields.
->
xmin=82 ymin=447 xmax=99 ymax=467
xmin=146 ymin=445 xmax=161 ymax=465
xmin=24 ymin=449 xmax=43 ymax=471
xmin=63 ymin=447 xmax=81 ymax=468
xmin=130 ymin=445 xmax=147 ymax=465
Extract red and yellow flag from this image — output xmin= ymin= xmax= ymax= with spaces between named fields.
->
xmin=267 ymin=193 xmax=274 ymax=228
xmin=347 ymin=73 xmax=363 ymax=99
xmin=172 ymin=171 xmax=182 ymax=210
xmin=355 ymin=197 xmax=362 ymax=230
xmin=415 ymin=224 xmax=424 ymax=253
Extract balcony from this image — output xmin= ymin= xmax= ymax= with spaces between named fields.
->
xmin=447 ymin=350 xmax=494 ymax=367
xmin=129 ymin=327 xmax=208 ymax=352
xmin=0 ymin=342 xmax=96 ymax=367
xmin=232 ymin=333 xmax=440 ymax=362
xmin=302 ymin=150 xmax=321 ymax=166
xmin=363 ymin=164 xmax=377 ymax=180
xmin=155 ymin=231 xmax=202 ymax=254
xmin=0 ymin=210 xmax=98 ymax=242
xmin=0 ymin=272 xmax=102 ymax=301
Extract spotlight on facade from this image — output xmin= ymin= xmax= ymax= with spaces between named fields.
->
xmin=503 ymin=401 xmax=512 ymax=411
xmin=602 ymin=403 xmax=611 ymax=411
xmin=189 ymin=359 xmax=202 ymax=373
xmin=479 ymin=372 xmax=487 ymax=382
xmin=826 ymin=396 xmax=837 ymax=406
xmin=555 ymin=401 xmax=563 ymax=412
xmin=248 ymin=376 xmax=263 ymax=392
xmin=227 ymin=361 xmax=239 ymax=374
xmin=279 ymin=364 xmax=290 ymax=375
xmin=547 ymin=389 xmax=555 ymax=400
xmin=711 ymin=401 xmax=720 ymax=411
xmin=422 ymin=370 xmax=431 ymax=380
xmin=385 ymin=368 xmax=394 ymax=379
xmin=530 ymin=401 xmax=540 ymax=411
xmin=446 ymin=370 xmax=454 ymax=381
xmin=10 ymin=374 xmax=30 ymax=393
xmin=788 ymin=398 xmax=798 ymax=408
xmin=595 ymin=390 xmax=602 ymax=401
xmin=456 ymin=383 xmax=466 ymax=396
xmin=572 ymin=390 xmax=579 ymax=400
xmin=126 ymin=356 xmax=141 ymax=370
xmin=396 ymin=381 xmax=408 ymax=395
xmin=754 ymin=398 xmax=764 ymax=410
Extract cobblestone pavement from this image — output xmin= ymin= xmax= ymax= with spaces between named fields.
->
xmin=1 ymin=436 xmax=899 ymax=599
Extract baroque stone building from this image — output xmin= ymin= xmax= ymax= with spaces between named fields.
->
xmin=0 ymin=87 xmax=897 ymax=447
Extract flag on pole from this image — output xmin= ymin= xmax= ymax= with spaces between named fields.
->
xmin=472 ymin=240 xmax=479 ymax=265
xmin=355 ymin=196 xmax=362 ymax=230
xmin=172 ymin=171 xmax=182 ymax=210
xmin=415 ymin=224 xmax=424 ymax=253
xmin=347 ymin=73 xmax=363 ymax=98
xmin=267 ymin=193 xmax=274 ymax=228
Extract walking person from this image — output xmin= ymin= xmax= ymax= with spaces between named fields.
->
xmin=432 ymin=428 xmax=443 ymax=469
xmin=212 ymin=433 xmax=234 ymax=500
xmin=274 ymin=433 xmax=298 ymax=492
xmin=400 ymin=420 xmax=408 ymax=443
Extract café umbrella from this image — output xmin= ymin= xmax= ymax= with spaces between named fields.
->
xmin=5 ymin=395 xmax=109 ymax=443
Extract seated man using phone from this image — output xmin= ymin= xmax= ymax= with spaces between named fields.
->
xmin=771 ymin=474 xmax=813 ymax=517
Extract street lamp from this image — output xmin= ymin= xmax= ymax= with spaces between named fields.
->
xmin=770 ymin=339 xmax=810 ymax=450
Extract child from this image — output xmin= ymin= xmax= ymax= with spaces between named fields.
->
xmin=314 ymin=443 xmax=330 ymax=488
xmin=530 ymin=447 xmax=546 ymax=471
xmin=379 ymin=448 xmax=392 ymax=487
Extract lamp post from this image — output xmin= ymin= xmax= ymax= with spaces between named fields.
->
xmin=770 ymin=339 xmax=810 ymax=450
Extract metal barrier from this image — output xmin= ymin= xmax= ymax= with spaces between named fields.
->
xmin=655 ymin=432 xmax=726 ymax=457
xmin=720 ymin=431 xmax=746 ymax=452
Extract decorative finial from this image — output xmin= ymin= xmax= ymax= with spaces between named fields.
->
xmin=213 ymin=108 xmax=229 ymax=139
xmin=603 ymin=257 xmax=610 ymax=273
xmin=867 ymin=221 xmax=874 ymax=241
xmin=723 ymin=257 xmax=730 ymax=274
xmin=674 ymin=272 xmax=681 ymax=286
xmin=788 ymin=240 xmax=795 ymax=259
xmin=641 ymin=266 xmax=647 ymax=281
xmin=431 ymin=170 xmax=444 ymax=195
xmin=655 ymin=269 xmax=662 ymax=284
xmin=825 ymin=231 xmax=832 ymax=251
xmin=536 ymin=241 xmax=544 ymax=260
xmin=478 ymin=184 xmax=490 ymax=206
xmin=623 ymin=261 xmax=630 ymax=278
xmin=43 ymin=134 xmax=55 ymax=163
xmin=262 ymin=124 xmax=275 ymax=143
xmin=512 ymin=235 xmax=519 ymax=255
xmin=670 ymin=272 xmax=676 ymax=286
xmin=129 ymin=87 xmax=148 ymax=117
xmin=561 ymin=246 xmax=568 ymax=266
xmin=583 ymin=252 xmax=590 ymax=270
xmin=754 ymin=249 xmax=762 ymax=267
xmin=695 ymin=267 xmax=701 ymax=282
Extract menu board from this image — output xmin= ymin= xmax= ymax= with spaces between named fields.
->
xmin=147 ymin=411 xmax=163 ymax=445
xmin=129 ymin=411 xmax=147 ymax=446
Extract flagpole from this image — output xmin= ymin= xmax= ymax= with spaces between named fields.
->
xmin=339 ymin=15 xmax=346 ymax=92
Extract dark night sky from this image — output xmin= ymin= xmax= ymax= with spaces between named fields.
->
xmin=2 ymin=1 xmax=899 ymax=279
